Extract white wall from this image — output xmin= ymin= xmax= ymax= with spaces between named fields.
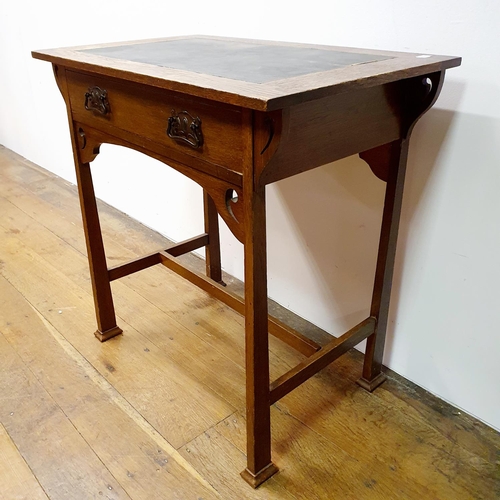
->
xmin=1 ymin=1 xmax=499 ymax=430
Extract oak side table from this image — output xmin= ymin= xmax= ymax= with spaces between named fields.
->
xmin=32 ymin=36 xmax=460 ymax=487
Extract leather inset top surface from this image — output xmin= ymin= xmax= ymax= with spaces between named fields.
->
xmin=83 ymin=38 xmax=391 ymax=84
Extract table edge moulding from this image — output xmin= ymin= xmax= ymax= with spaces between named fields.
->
xmin=32 ymin=35 xmax=461 ymax=488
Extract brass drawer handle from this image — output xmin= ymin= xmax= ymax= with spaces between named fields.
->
xmin=84 ymin=86 xmax=110 ymax=115
xmin=167 ymin=110 xmax=203 ymax=149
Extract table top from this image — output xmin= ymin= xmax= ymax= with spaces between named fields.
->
xmin=83 ymin=38 xmax=392 ymax=84
xmin=32 ymin=35 xmax=461 ymax=111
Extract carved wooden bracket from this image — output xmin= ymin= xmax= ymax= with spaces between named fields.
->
xmin=360 ymin=70 xmax=445 ymax=182
xmin=401 ymin=71 xmax=445 ymax=139
xmin=360 ymin=142 xmax=400 ymax=183
xmin=253 ymin=110 xmax=283 ymax=187
xmin=212 ymin=186 xmax=244 ymax=242
xmin=71 ymin=123 xmax=245 ymax=242
xmin=76 ymin=127 xmax=102 ymax=164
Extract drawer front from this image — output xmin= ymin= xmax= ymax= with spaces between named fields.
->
xmin=65 ymin=70 xmax=247 ymax=174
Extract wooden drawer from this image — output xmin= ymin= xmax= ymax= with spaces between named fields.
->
xmin=65 ymin=70 xmax=247 ymax=174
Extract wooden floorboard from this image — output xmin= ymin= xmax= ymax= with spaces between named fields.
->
xmin=0 ymin=144 xmax=499 ymax=499
xmin=0 ymin=422 xmax=48 ymax=500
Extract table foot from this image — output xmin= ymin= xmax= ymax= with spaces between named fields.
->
xmin=357 ymin=372 xmax=387 ymax=392
xmin=240 ymin=463 xmax=279 ymax=488
xmin=94 ymin=326 xmax=123 ymax=342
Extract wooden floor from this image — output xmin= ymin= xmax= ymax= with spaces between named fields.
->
xmin=0 ymin=145 xmax=498 ymax=500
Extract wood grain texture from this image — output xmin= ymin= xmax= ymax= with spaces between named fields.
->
xmin=258 ymin=83 xmax=401 ymax=185
xmin=241 ymin=174 xmax=276 ymax=483
xmin=2 ymin=147 xmax=498 ymax=500
xmin=155 ymin=248 xmax=319 ymax=357
xmin=0 ymin=238 xmax=234 ymax=449
xmin=0 ymin=278 xmax=219 ymax=500
xmin=0 ymin=423 xmax=48 ymax=500
xmin=204 ymin=191 xmax=223 ymax=283
xmin=74 ymin=158 xmax=123 ymax=341
xmin=41 ymin=48 xmax=461 ymax=489
xmin=32 ymin=35 xmax=461 ymax=111
xmin=274 ymin=364 xmax=499 ymax=499
xmin=66 ymin=69 xmax=248 ymax=173
xmin=0 ymin=327 xmax=129 ymax=500
xmin=179 ymin=424 xmax=296 ymax=500
xmin=360 ymin=139 xmax=409 ymax=386
xmin=71 ymin=122 xmax=246 ymax=243
xmin=215 ymin=409 xmax=441 ymax=499
xmin=270 ymin=317 xmax=375 ymax=404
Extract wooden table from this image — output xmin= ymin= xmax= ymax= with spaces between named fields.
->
xmin=32 ymin=36 xmax=460 ymax=487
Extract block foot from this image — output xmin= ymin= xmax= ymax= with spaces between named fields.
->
xmin=241 ymin=463 xmax=278 ymax=488
xmin=357 ymin=372 xmax=387 ymax=392
xmin=94 ymin=326 xmax=123 ymax=342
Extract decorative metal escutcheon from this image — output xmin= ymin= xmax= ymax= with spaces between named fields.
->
xmin=167 ymin=110 xmax=203 ymax=149
xmin=84 ymin=86 xmax=110 ymax=115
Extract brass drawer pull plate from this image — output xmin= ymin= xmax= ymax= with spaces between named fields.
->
xmin=167 ymin=110 xmax=203 ymax=149
xmin=84 ymin=86 xmax=110 ymax=115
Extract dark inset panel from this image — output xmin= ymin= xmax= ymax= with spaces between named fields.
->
xmin=83 ymin=38 xmax=392 ymax=84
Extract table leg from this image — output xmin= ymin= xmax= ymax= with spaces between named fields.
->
xmin=203 ymin=190 xmax=223 ymax=284
xmin=358 ymin=139 xmax=410 ymax=391
xmin=74 ymin=160 xmax=122 ymax=342
xmin=240 ymin=183 xmax=278 ymax=488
